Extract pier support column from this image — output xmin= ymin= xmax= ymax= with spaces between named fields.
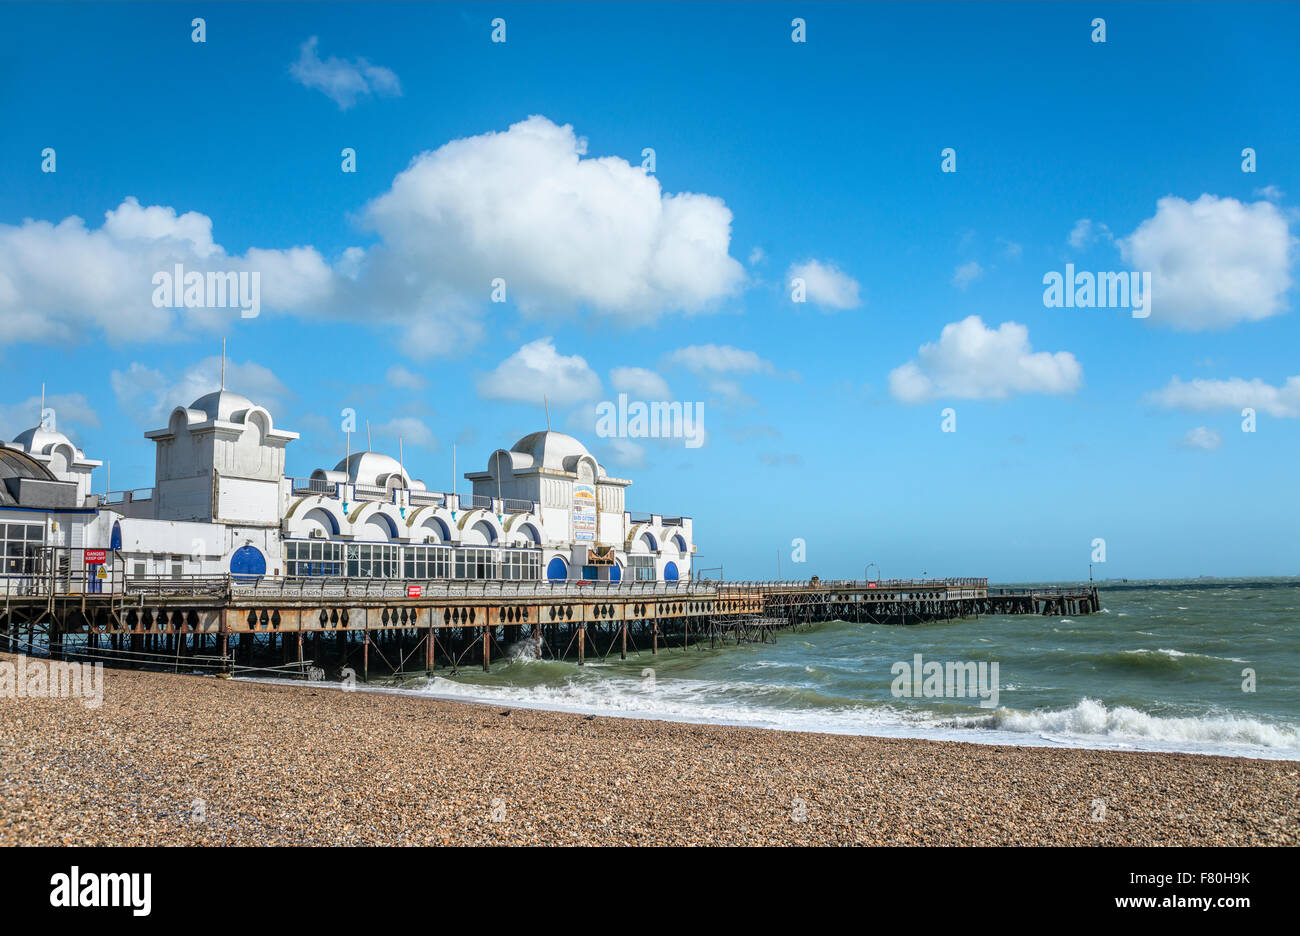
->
xmin=620 ymin=621 xmax=627 ymax=660
xmin=482 ymin=626 xmax=490 ymax=672
xmin=652 ymin=620 xmax=658 ymax=656
xmin=578 ymin=624 xmax=585 ymax=665
xmin=426 ymin=624 xmax=435 ymax=673
xmin=363 ymin=630 xmax=369 ymax=682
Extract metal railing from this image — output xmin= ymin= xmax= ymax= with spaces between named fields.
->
xmin=289 ymin=477 xmax=337 ymax=496
xmin=408 ymin=491 xmax=445 ymax=506
xmin=102 ymin=488 xmax=154 ymax=506
xmin=502 ymin=498 xmax=535 ymax=514
xmin=353 ymin=484 xmax=387 ymax=501
xmin=467 ymin=494 xmax=494 ymax=510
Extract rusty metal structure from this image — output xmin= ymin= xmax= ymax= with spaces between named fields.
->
xmin=2 ymin=547 xmax=1100 ymax=680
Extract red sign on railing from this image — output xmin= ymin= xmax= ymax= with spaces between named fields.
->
xmin=83 ymin=549 xmax=107 ymax=565
xmin=407 ymin=585 xmax=422 ymax=598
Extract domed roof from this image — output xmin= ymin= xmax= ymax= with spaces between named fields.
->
xmin=333 ymin=451 xmax=411 ymax=488
xmin=11 ymin=425 xmax=80 ymax=457
xmin=189 ymin=389 xmax=256 ymax=423
xmin=511 ymin=431 xmax=593 ymax=471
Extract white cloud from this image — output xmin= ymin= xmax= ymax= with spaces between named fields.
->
xmin=1068 ymin=218 xmax=1112 ymax=249
xmin=362 ymin=115 xmax=745 ymax=328
xmin=2 ymin=118 xmax=747 ymax=355
xmin=787 ymin=259 xmax=862 ymax=310
xmin=477 ymin=338 xmax=601 ymax=405
xmin=1119 ymin=195 xmax=1294 ymax=330
xmin=0 ymin=393 xmax=100 ymax=441
xmin=1148 ymin=375 xmax=1300 ymax=418
xmin=999 ymin=238 xmax=1023 ymax=259
xmin=110 ymin=357 xmax=291 ymax=425
xmin=1180 ymin=426 xmax=1222 ymax=450
xmin=385 ymin=365 xmax=427 ymax=390
xmin=374 ymin=415 xmax=436 ymax=450
xmin=667 ymin=344 xmax=772 ymax=375
xmin=748 ymin=246 xmax=765 ymax=266
xmin=0 ymin=197 xmax=333 ymax=345
xmin=952 ymin=260 xmax=983 ymax=290
xmin=888 ymin=315 xmax=1082 ymax=402
xmin=1253 ymin=185 xmax=1285 ymax=203
xmin=289 ymin=36 xmax=401 ymax=110
xmin=605 ymin=439 xmax=647 ymax=469
xmin=610 ymin=366 xmax=670 ymax=400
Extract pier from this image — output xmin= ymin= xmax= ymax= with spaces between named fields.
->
xmin=1 ymin=549 xmax=1100 ymax=679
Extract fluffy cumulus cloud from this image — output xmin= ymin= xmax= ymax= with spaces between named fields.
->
xmin=787 ymin=259 xmax=862 ymax=310
xmin=889 ymin=316 xmax=1082 ymax=402
xmin=362 ymin=115 xmax=745 ymax=329
xmin=1119 ymin=195 xmax=1294 ymax=330
xmin=110 ymin=357 xmax=291 ymax=425
xmin=1148 ymin=375 xmax=1300 ymax=418
xmin=0 ymin=197 xmax=333 ymax=345
xmin=476 ymin=338 xmax=601 ymax=405
xmin=1180 ymin=426 xmax=1222 ymax=451
xmin=290 ymin=36 xmax=401 ymax=109
xmin=0 ymin=117 xmax=745 ymax=356
xmin=610 ymin=366 xmax=670 ymax=400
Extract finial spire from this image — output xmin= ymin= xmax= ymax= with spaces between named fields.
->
xmin=366 ymin=420 xmax=372 ymax=453
xmin=220 ymin=338 xmax=226 ymax=391
xmin=40 ymin=382 xmax=45 ymax=427
xmin=544 ymin=394 xmax=550 ymax=431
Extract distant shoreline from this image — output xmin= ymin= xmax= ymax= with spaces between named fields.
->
xmin=3 ymin=655 xmax=1295 ymax=846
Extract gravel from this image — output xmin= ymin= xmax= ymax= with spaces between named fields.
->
xmin=2 ymin=654 xmax=1296 ymax=846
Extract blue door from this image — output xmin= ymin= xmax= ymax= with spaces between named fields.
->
xmin=546 ymin=557 xmax=568 ymax=582
xmin=231 ymin=545 xmax=266 ymax=579
xmin=664 ymin=561 xmax=679 ymax=582
xmin=610 ymin=564 xmax=622 ymax=583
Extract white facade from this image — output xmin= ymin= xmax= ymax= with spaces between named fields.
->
xmin=3 ymin=386 xmax=695 ymax=585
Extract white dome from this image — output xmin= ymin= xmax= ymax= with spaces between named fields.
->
xmin=333 ymin=451 xmax=411 ymax=488
xmin=11 ymin=425 xmax=79 ymax=457
xmin=510 ymin=431 xmax=593 ymax=471
xmin=189 ymin=390 xmax=257 ymax=423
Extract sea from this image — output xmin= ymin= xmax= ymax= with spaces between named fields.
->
xmin=376 ymin=578 xmax=1300 ymax=760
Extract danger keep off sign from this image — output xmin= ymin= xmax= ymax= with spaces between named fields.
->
xmin=83 ymin=549 xmax=107 ymax=565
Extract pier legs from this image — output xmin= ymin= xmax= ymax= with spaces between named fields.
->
xmin=482 ymin=627 xmax=490 ymax=672
xmin=363 ymin=630 xmax=369 ymax=682
xmin=620 ymin=622 xmax=627 ymax=660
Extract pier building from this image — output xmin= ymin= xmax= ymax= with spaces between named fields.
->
xmin=1 ymin=383 xmax=695 ymax=592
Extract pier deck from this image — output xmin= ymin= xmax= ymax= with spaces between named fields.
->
xmin=2 ymin=554 xmax=1100 ymax=679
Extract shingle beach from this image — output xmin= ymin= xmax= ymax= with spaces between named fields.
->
xmin=2 ymin=654 xmax=1295 ymax=846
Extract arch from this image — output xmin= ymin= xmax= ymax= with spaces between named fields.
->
xmin=663 ymin=561 xmax=679 ymax=582
xmin=463 ymin=519 xmax=498 ymax=546
xmin=300 ymin=507 xmax=340 ymax=537
xmin=511 ymin=520 xmax=542 ymax=545
xmin=231 ymin=545 xmax=266 ymax=579
xmin=546 ymin=557 xmax=568 ymax=582
xmin=631 ymin=530 xmax=658 ymax=554
xmin=362 ymin=513 xmax=398 ymax=541
xmin=418 ymin=516 xmax=452 ymax=544
xmin=110 ymin=522 xmax=122 ymax=551
xmin=610 ymin=562 xmax=622 ymax=583
xmin=671 ymin=534 xmax=688 ymax=556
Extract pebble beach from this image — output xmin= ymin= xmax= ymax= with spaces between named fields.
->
xmin=2 ymin=654 xmax=1296 ymax=846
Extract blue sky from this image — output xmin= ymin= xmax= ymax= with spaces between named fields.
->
xmin=2 ymin=2 xmax=1297 ymax=581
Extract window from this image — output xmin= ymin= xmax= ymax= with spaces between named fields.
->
xmin=284 ymin=540 xmax=343 ymax=577
xmin=1 ymin=523 xmax=43 ymax=577
xmin=628 ymin=555 xmax=656 ymax=582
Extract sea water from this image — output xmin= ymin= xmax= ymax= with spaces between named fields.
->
xmin=395 ymin=578 xmax=1300 ymax=760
